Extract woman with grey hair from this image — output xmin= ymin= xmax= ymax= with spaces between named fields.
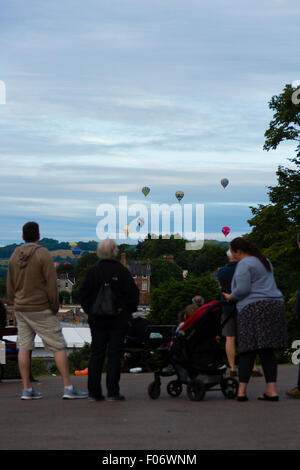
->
xmin=80 ymin=239 xmax=139 ymax=401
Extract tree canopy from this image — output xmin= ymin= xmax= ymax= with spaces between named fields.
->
xmin=148 ymin=274 xmax=220 ymax=325
xmin=246 ymin=83 xmax=300 ymax=304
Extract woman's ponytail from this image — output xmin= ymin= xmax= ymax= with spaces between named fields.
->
xmin=230 ymin=237 xmax=271 ymax=272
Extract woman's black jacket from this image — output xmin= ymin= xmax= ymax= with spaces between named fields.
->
xmin=79 ymin=259 xmax=140 ymax=328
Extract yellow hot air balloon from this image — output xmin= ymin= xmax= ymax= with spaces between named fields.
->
xmin=123 ymin=225 xmax=130 ymax=237
xmin=69 ymin=242 xmax=78 ymax=248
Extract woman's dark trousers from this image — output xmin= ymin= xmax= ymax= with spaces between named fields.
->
xmin=238 ymin=348 xmax=277 ymax=383
xmin=88 ymin=325 xmax=127 ymax=398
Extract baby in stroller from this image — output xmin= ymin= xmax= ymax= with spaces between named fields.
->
xmin=148 ymin=300 xmax=239 ymax=401
xmin=160 ymin=304 xmax=199 ymax=376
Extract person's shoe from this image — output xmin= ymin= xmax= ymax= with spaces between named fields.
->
xmin=107 ymin=394 xmax=126 ymax=401
xmin=62 ymin=385 xmax=88 ymax=399
xmin=258 ymin=393 xmax=279 ymax=401
xmin=251 ymin=369 xmax=263 ymax=377
xmin=88 ymin=396 xmax=106 ymax=402
xmin=21 ymin=388 xmax=43 ymax=400
xmin=236 ymin=395 xmax=248 ymax=402
xmin=286 ymin=387 xmax=300 ymax=398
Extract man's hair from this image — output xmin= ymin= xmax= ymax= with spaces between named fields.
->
xmin=226 ymin=248 xmax=235 ymax=260
xmin=22 ymin=222 xmax=40 ymax=243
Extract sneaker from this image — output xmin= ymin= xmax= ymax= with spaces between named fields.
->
xmin=107 ymin=394 xmax=125 ymax=401
xmin=62 ymin=385 xmax=88 ymax=399
xmin=286 ymin=387 xmax=300 ymax=398
xmin=21 ymin=388 xmax=43 ymax=400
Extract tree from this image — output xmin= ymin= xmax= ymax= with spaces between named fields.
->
xmin=72 ymin=253 xmax=99 ymax=303
xmin=175 ymin=244 xmax=227 ymax=277
xmin=59 ymin=290 xmax=71 ymax=304
xmin=148 ymin=274 xmax=220 ymax=325
xmin=150 ymin=258 xmax=183 ymax=289
xmin=56 ymin=263 xmax=75 ymax=278
xmin=264 ymin=83 xmax=300 ymax=164
xmin=246 ymin=82 xmax=300 ymax=310
xmin=135 ymin=235 xmax=186 ymax=261
xmin=0 ymin=278 xmax=7 ymax=297
xmin=263 ymin=83 xmax=300 ymax=225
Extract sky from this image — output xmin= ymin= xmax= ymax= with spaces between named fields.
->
xmin=0 ymin=0 xmax=299 ymax=246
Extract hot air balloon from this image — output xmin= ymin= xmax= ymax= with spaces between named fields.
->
xmin=221 ymin=178 xmax=229 ymax=189
xmin=123 ymin=225 xmax=130 ymax=237
xmin=175 ymin=190 xmax=184 ymax=202
xmin=222 ymin=226 xmax=230 ymax=237
xmin=72 ymin=246 xmax=81 ymax=257
xmin=142 ymin=186 xmax=150 ymax=197
xmin=137 ymin=217 xmax=144 ymax=228
xmin=69 ymin=242 xmax=78 ymax=249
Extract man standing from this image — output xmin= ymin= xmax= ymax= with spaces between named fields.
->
xmin=6 ymin=222 xmax=87 ymax=400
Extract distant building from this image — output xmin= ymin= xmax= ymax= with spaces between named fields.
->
xmin=120 ymin=253 xmax=151 ymax=305
xmin=57 ymin=273 xmax=75 ymax=299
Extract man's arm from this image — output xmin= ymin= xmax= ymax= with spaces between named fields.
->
xmin=41 ymin=250 xmax=59 ymax=313
xmin=79 ymin=268 xmax=96 ymax=314
xmin=120 ymin=268 xmax=140 ymax=314
xmin=6 ymin=260 xmax=15 ymax=303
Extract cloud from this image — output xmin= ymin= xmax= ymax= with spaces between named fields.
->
xmin=0 ymin=0 xmax=298 ymax=243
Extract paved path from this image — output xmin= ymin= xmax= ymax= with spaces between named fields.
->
xmin=0 ymin=365 xmax=299 ymax=450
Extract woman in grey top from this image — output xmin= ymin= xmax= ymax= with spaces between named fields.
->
xmin=223 ymin=237 xmax=288 ymax=402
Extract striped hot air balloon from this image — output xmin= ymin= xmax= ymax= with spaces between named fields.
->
xmin=221 ymin=178 xmax=229 ymax=189
xmin=142 ymin=186 xmax=150 ymax=197
xmin=175 ymin=190 xmax=184 ymax=202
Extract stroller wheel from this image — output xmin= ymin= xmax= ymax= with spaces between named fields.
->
xmin=187 ymin=381 xmax=206 ymax=401
xmin=167 ymin=380 xmax=183 ymax=397
xmin=221 ymin=377 xmax=239 ymax=399
xmin=148 ymin=381 xmax=161 ymax=400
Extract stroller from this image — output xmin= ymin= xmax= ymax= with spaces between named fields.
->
xmin=123 ymin=317 xmax=176 ymax=374
xmin=147 ymin=300 xmax=239 ymax=401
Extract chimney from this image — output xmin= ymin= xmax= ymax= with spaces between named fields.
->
xmin=120 ymin=252 xmax=126 ymax=266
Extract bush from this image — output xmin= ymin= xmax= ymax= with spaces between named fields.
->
xmin=31 ymin=358 xmax=48 ymax=376
xmin=2 ymin=360 xmax=20 ymax=379
xmin=67 ymin=343 xmax=91 ymax=374
xmin=148 ymin=273 xmax=220 ymax=325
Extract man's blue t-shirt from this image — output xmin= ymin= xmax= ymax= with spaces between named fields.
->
xmin=217 ymin=261 xmax=238 ymax=316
